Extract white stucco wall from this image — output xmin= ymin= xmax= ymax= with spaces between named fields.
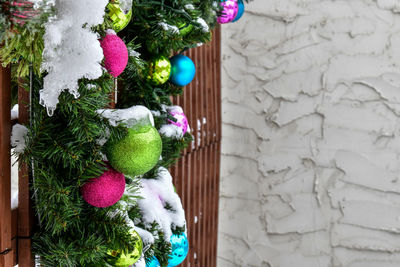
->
xmin=218 ymin=1 xmax=400 ymax=266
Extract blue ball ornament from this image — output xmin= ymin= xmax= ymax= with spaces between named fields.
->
xmin=232 ymin=0 xmax=245 ymax=22
xmin=169 ymin=55 xmax=196 ymax=87
xmin=167 ymin=233 xmax=189 ymax=267
xmin=146 ymin=256 xmax=160 ymax=267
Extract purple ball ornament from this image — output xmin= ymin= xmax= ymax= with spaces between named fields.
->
xmin=168 ymin=110 xmax=189 ymax=135
xmin=217 ymin=0 xmax=239 ymax=24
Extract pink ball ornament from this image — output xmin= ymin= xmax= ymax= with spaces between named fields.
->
xmin=100 ymin=30 xmax=128 ymax=78
xmin=217 ymin=0 xmax=239 ymax=24
xmin=81 ymin=165 xmax=125 ymax=208
xmin=168 ymin=111 xmax=189 ymax=135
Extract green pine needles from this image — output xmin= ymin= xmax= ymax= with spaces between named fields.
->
xmin=5 ymin=0 xmax=227 ymax=266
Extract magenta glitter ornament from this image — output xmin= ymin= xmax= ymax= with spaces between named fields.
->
xmin=81 ymin=165 xmax=125 ymax=208
xmin=217 ymin=0 xmax=239 ymax=24
xmin=168 ymin=111 xmax=189 ymax=135
xmin=100 ymin=30 xmax=128 ymax=78
xmin=9 ymin=1 xmax=41 ymax=25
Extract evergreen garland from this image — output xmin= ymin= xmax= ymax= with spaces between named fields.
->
xmin=1 ymin=0 xmax=249 ymax=266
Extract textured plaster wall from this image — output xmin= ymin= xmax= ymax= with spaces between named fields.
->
xmin=218 ymin=1 xmax=400 ymax=266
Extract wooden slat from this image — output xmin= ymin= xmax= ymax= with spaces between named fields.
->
xmin=17 ymin=79 xmax=35 ymax=267
xmin=209 ymin=145 xmax=213 ymax=267
xmin=17 ymin=239 xmax=34 ymax=267
xmin=183 ymin=153 xmax=191 ymax=266
xmin=201 ymin=146 xmax=207 ymax=266
xmin=11 ymin=209 xmax=17 ymax=266
xmin=188 ymin=152 xmax=195 ymax=266
xmin=11 ymin=238 xmax=17 ymax=266
xmin=11 ymin=209 xmax=17 ymax=241
xmin=172 ymin=27 xmax=221 ymax=267
xmin=0 ymin=66 xmax=13 ymax=267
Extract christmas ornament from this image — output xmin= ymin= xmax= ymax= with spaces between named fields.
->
xmin=147 ymin=56 xmax=171 ymax=85
xmin=107 ymin=0 xmax=132 ymax=32
xmin=146 ymin=257 xmax=160 ymax=267
xmin=9 ymin=1 xmax=41 ymax=26
xmin=107 ymin=230 xmax=143 ymax=267
xmin=100 ymin=30 xmax=128 ymax=77
xmin=80 ymin=165 xmax=125 ymax=208
xmin=168 ymin=233 xmax=189 ymax=266
xmin=168 ymin=110 xmax=189 ymax=135
xmin=232 ymin=0 xmax=244 ymax=22
xmin=217 ymin=0 xmax=239 ymax=24
xmin=177 ymin=21 xmax=193 ymax=36
xmin=169 ymin=55 xmax=196 ymax=87
xmin=106 ymin=126 xmax=162 ymax=177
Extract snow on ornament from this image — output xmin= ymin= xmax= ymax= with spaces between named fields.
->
xmin=98 ymin=105 xmax=155 ymax=128
xmin=217 ymin=0 xmax=239 ymax=24
xmin=80 ymin=165 xmax=125 ymax=208
xmin=99 ymin=105 xmax=162 ymax=177
xmin=159 ymin=106 xmax=189 ymax=139
xmin=168 ymin=108 xmax=188 ymax=135
xmin=40 ymin=0 xmax=108 ymax=116
xmin=100 ymin=30 xmax=129 ymax=78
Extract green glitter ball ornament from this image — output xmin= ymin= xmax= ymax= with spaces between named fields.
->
xmin=106 ymin=125 xmax=162 ymax=177
xmin=107 ymin=231 xmax=143 ymax=267
xmin=147 ymin=56 xmax=172 ymax=85
xmin=107 ymin=0 xmax=132 ymax=32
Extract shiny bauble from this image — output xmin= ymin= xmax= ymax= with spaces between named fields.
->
xmin=100 ymin=30 xmax=128 ymax=77
xmin=168 ymin=110 xmax=189 ymax=135
xmin=106 ymin=125 xmax=162 ymax=177
xmin=217 ymin=0 xmax=239 ymax=24
xmin=177 ymin=21 xmax=194 ymax=36
xmin=107 ymin=0 xmax=132 ymax=32
xmin=147 ymin=56 xmax=172 ymax=85
xmin=169 ymin=55 xmax=196 ymax=87
xmin=167 ymin=233 xmax=189 ymax=266
xmin=146 ymin=256 xmax=160 ymax=267
xmin=231 ymin=0 xmax=244 ymax=22
xmin=107 ymin=231 xmax=143 ymax=267
xmin=80 ymin=165 xmax=125 ymax=208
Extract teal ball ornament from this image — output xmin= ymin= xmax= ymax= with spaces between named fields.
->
xmin=169 ymin=55 xmax=196 ymax=87
xmin=106 ymin=126 xmax=162 ymax=177
xmin=167 ymin=233 xmax=189 ymax=266
xmin=146 ymin=256 xmax=160 ymax=267
xmin=232 ymin=0 xmax=245 ymax=22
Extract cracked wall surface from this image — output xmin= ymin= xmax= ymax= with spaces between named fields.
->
xmin=218 ymin=1 xmax=400 ymax=266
